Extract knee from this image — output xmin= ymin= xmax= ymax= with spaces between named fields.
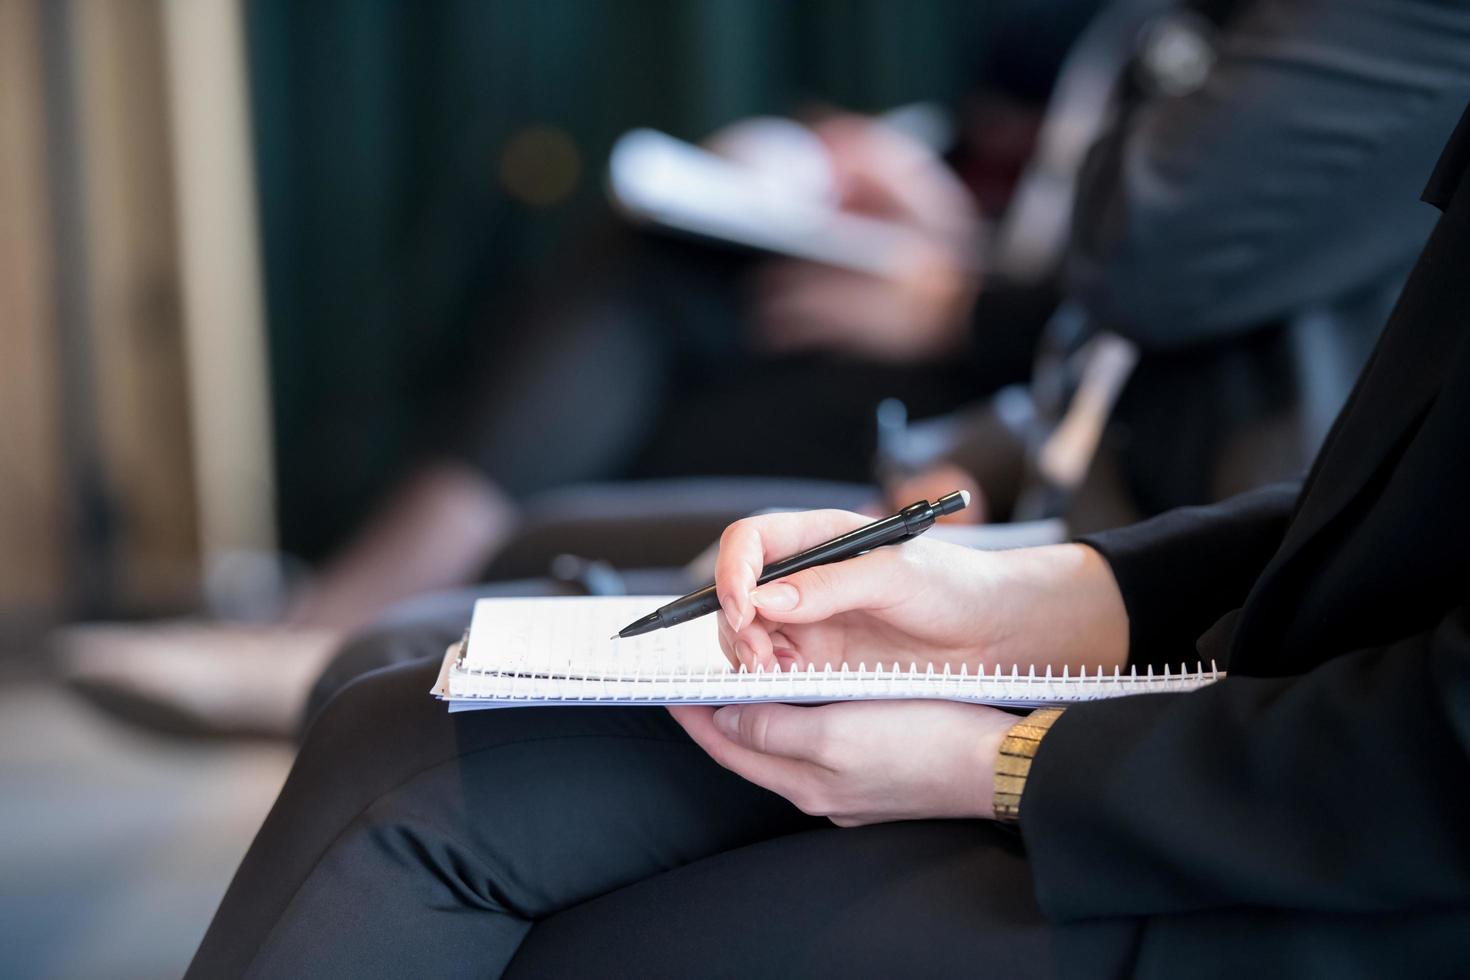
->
xmin=300 ymin=624 xmax=458 ymax=736
xmin=296 ymin=655 xmax=448 ymax=776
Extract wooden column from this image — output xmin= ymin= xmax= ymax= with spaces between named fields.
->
xmin=73 ymin=0 xmax=200 ymax=610
xmin=0 ymin=0 xmax=66 ymax=624
xmin=162 ymin=0 xmax=278 ymax=570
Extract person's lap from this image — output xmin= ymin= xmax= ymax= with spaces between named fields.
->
xmin=202 ymin=609 xmax=1470 ymax=979
xmin=506 ymin=818 xmax=1053 ymax=978
xmin=192 ymin=653 xmax=1056 ymax=978
xmin=226 ymin=560 xmax=1470 ymax=980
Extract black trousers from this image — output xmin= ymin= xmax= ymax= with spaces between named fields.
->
xmin=435 ymin=225 xmax=1047 ymax=501
xmin=189 ymin=652 xmax=1059 ymax=978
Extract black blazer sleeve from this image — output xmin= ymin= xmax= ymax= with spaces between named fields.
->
xmin=1077 ymin=482 xmax=1297 ymax=671
xmin=1021 ymin=600 xmax=1470 ymax=920
xmin=1066 ymin=0 xmax=1470 ymax=349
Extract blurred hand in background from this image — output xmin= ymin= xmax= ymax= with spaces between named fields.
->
xmin=749 ymin=114 xmax=983 ymax=364
xmin=884 ymin=461 xmax=985 ymax=524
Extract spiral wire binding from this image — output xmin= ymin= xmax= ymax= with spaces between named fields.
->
xmin=446 ymin=636 xmax=1223 ymax=706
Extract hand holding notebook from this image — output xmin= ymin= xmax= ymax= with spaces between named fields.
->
xmin=432 ymin=507 xmax=1221 ymax=825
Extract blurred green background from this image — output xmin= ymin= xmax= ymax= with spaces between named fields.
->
xmin=246 ymin=0 xmax=1096 ymax=561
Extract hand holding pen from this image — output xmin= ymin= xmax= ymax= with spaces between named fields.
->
xmin=702 ymin=496 xmax=1130 ymax=677
xmin=618 ymin=492 xmax=984 ymax=669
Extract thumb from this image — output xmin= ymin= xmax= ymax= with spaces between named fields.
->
xmin=713 ymin=703 xmax=824 ymax=759
xmin=746 ymin=549 xmax=901 ymax=625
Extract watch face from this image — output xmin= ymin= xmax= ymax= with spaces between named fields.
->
xmin=1136 ymin=11 xmax=1218 ymax=98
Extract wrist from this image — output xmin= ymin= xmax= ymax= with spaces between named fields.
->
xmin=974 ymin=721 xmax=1008 ymax=820
xmin=983 ymin=544 xmax=1128 ymax=672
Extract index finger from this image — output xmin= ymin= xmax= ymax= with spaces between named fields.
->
xmin=715 ymin=509 xmax=873 ymax=633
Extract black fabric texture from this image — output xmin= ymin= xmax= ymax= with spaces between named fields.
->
xmin=1021 ymin=101 xmax=1470 ymax=975
xmin=189 ymin=656 xmax=1056 ymax=979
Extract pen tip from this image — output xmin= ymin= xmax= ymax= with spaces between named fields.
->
xmin=958 ymin=489 xmax=971 ymax=508
xmin=609 ymin=632 xmax=621 ymax=640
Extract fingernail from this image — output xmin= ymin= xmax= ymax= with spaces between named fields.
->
xmin=750 ymin=583 xmax=799 ymax=611
xmin=721 ymin=595 xmax=746 ymax=632
xmin=735 ymin=640 xmax=756 ymax=669
xmin=714 ymin=706 xmax=741 ymax=737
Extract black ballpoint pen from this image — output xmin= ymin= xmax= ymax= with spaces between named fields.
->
xmin=613 ymin=490 xmax=970 ymax=639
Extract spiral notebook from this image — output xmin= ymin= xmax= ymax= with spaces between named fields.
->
xmin=432 ymin=596 xmax=1222 ymax=712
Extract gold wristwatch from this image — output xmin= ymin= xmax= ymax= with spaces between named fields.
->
xmin=993 ymin=708 xmax=1065 ymax=823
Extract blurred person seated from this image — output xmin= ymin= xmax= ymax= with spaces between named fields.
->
xmin=61 ymin=108 xmax=1019 ymax=736
xmin=188 ymin=101 xmax=1470 ymax=974
xmin=279 ymin=0 xmax=1470 ymax=624
xmin=288 ymin=108 xmax=1012 ymax=632
xmin=288 ymin=0 xmax=1470 ymax=736
xmin=59 ymin=26 xmax=1088 ymax=734
xmin=64 ymin=0 xmax=1470 ymax=739
xmin=903 ymin=0 xmax=1470 ymax=528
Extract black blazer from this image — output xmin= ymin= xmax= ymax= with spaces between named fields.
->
xmin=1025 ymin=105 xmax=1470 ymax=977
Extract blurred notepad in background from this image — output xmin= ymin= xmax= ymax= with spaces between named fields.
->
xmin=607 ymin=125 xmax=982 ymax=280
